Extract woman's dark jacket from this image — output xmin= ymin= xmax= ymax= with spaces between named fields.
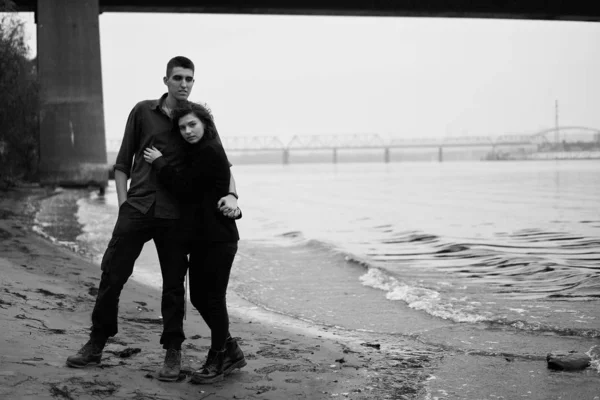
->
xmin=152 ymin=137 xmax=240 ymax=243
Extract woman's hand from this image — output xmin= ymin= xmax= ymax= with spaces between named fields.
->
xmin=143 ymin=146 xmax=163 ymax=164
xmin=218 ymin=205 xmax=242 ymax=219
xmin=217 ymin=195 xmax=241 ymax=219
xmin=218 ymin=195 xmax=238 ymax=216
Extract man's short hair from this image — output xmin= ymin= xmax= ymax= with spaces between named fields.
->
xmin=166 ymin=56 xmax=195 ymax=78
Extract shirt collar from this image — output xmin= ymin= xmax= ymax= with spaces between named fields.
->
xmin=149 ymin=93 xmax=169 ymax=110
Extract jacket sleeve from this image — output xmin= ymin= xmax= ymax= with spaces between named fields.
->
xmin=152 ymin=143 xmax=230 ymax=202
xmin=209 ymin=112 xmax=232 ymax=168
xmin=209 ymin=143 xmax=233 ymax=198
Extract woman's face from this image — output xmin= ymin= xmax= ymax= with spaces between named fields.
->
xmin=178 ymin=112 xmax=205 ymax=144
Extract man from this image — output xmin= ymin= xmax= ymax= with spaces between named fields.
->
xmin=66 ymin=56 xmax=241 ymax=382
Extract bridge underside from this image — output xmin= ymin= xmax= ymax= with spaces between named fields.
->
xmin=16 ymin=1 xmax=600 ymax=21
xmin=12 ymin=0 xmax=600 ymax=187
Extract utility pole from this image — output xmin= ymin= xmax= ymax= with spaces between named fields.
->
xmin=555 ymin=100 xmax=559 ymax=144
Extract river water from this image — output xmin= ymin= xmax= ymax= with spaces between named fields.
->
xmin=33 ymin=160 xmax=600 ymax=375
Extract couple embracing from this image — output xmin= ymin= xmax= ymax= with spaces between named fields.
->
xmin=66 ymin=56 xmax=245 ymax=385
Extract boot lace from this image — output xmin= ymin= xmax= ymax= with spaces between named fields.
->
xmin=79 ymin=341 xmax=101 ymax=355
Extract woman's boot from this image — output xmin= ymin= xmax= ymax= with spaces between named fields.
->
xmin=223 ymin=337 xmax=247 ymax=375
xmin=191 ymin=348 xmax=225 ymax=384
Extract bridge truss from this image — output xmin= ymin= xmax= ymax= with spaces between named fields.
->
xmin=106 ymin=127 xmax=600 ymax=153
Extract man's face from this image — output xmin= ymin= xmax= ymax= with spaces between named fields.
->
xmin=164 ymin=67 xmax=195 ymax=101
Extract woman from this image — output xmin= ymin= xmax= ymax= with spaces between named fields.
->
xmin=143 ymin=102 xmax=245 ymax=384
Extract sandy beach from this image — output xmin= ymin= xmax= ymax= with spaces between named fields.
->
xmin=1 ymin=185 xmax=600 ymax=400
xmin=0 ymin=186 xmax=432 ymax=400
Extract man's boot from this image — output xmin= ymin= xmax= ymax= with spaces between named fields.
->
xmin=223 ymin=337 xmax=247 ymax=375
xmin=66 ymin=340 xmax=104 ymax=368
xmin=158 ymin=348 xmax=182 ymax=382
xmin=191 ymin=349 xmax=225 ymax=384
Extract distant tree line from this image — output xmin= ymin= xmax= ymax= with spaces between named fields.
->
xmin=0 ymin=0 xmax=39 ymax=189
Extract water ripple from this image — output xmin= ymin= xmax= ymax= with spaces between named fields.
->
xmin=368 ymin=228 xmax=600 ymax=300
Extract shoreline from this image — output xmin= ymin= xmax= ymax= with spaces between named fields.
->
xmin=0 ymin=185 xmax=432 ymax=400
xmin=2 ymin=185 xmax=600 ymax=399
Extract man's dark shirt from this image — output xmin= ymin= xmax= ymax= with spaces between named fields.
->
xmin=114 ymin=94 xmax=223 ymax=219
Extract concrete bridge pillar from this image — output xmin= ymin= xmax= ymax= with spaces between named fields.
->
xmin=438 ymin=146 xmax=443 ymax=162
xmin=332 ymin=148 xmax=338 ymax=164
xmin=37 ymin=0 xmax=107 ymax=187
xmin=282 ymin=149 xmax=289 ymax=165
xmin=384 ymin=147 xmax=390 ymax=163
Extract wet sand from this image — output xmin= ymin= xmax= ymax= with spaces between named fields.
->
xmin=0 ymin=186 xmax=430 ymax=400
xmin=1 ymin=185 xmax=599 ymax=400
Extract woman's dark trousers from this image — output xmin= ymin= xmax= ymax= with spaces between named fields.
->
xmin=189 ymin=241 xmax=238 ymax=351
xmin=90 ymin=203 xmax=189 ymax=350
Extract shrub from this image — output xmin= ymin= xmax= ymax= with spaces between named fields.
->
xmin=0 ymin=0 xmax=39 ymax=188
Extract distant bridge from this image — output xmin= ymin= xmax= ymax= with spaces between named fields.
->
xmin=106 ymin=126 xmax=600 ymax=163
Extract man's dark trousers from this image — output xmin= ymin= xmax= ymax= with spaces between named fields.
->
xmin=90 ymin=202 xmax=188 ymax=350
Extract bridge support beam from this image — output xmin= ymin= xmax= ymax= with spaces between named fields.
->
xmin=384 ymin=147 xmax=390 ymax=163
xmin=332 ymin=148 xmax=338 ymax=164
xmin=282 ymin=149 xmax=289 ymax=165
xmin=438 ymin=146 xmax=443 ymax=162
xmin=37 ymin=0 xmax=108 ymax=187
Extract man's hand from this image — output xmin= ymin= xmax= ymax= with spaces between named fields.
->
xmin=143 ymin=146 xmax=163 ymax=164
xmin=217 ymin=194 xmax=241 ymax=218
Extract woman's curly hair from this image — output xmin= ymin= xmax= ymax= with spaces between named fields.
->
xmin=171 ymin=101 xmax=217 ymax=141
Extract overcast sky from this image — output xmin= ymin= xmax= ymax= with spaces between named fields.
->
xmin=18 ymin=12 xmax=600 ymax=143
